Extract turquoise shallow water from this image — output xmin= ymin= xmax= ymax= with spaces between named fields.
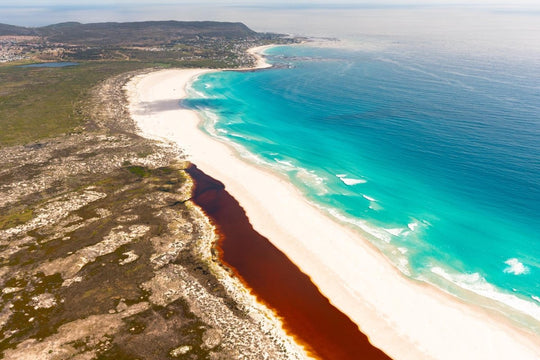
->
xmin=187 ymin=44 xmax=540 ymax=330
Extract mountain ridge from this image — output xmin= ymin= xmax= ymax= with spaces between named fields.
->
xmin=0 ymin=20 xmax=260 ymax=44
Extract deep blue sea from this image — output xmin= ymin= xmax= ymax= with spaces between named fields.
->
xmin=187 ymin=44 xmax=540 ymax=331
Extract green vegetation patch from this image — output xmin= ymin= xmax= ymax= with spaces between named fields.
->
xmin=0 ymin=207 xmax=33 ymax=230
xmin=0 ymin=61 xmax=155 ymax=147
xmin=126 ymin=165 xmax=151 ymax=178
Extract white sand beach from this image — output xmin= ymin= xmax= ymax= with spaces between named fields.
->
xmin=125 ymin=50 xmax=540 ymax=359
xmin=246 ymin=45 xmax=274 ymax=69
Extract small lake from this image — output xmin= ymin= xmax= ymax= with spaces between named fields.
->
xmin=19 ymin=62 xmax=80 ymax=68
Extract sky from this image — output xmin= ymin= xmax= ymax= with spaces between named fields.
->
xmin=2 ymin=1 xmax=540 ymax=13
xmin=1 ymin=1 xmax=539 ymax=28
xmin=2 ymin=0 xmax=540 ymax=4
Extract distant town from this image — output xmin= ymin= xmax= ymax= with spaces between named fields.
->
xmin=0 ymin=21 xmax=301 ymax=66
xmin=0 ymin=36 xmax=39 ymax=62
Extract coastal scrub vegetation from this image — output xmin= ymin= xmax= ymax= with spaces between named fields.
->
xmin=0 ymin=21 xmax=304 ymax=359
xmin=0 ymin=20 xmax=299 ymax=147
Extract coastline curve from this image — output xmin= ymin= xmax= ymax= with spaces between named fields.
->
xmin=125 ymin=50 xmax=540 ymax=359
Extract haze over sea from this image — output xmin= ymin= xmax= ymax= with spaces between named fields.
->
xmin=185 ymin=5 xmax=540 ymax=332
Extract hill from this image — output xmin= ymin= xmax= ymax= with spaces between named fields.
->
xmin=0 ymin=20 xmax=296 ymax=66
xmin=0 ymin=23 xmax=36 ymax=36
xmin=0 ymin=21 xmax=259 ymax=45
xmin=36 ymin=21 xmax=259 ymax=45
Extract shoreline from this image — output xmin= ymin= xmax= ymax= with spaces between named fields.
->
xmin=245 ymin=45 xmax=274 ymax=69
xmin=186 ymin=163 xmax=390 ymax=359
xmin=125 ymin=48 xmax=540 ymax=359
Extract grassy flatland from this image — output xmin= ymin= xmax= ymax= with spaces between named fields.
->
xmin=0 ymin=61 xmax=150 ymax=146
xmin=0 ymin=58 xmax=231 ymax=147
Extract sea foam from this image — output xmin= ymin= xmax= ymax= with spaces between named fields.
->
xmin=336 ymin=174 xmax=367 ymax=186
xmin=322 ymin=206 xmax=392 ymax=244
xmin=362 ymin=194 xmax=377 ymax=202
xmin=408 ymin=221 xmax=419 ymax=231
xmin=431 ymin=266 xmax=540 ymax=322
xmin=295 ymin=168 xmax=328 ymax=195
xmin=385 ymin=228 xmax=405 ymax=237
xmin=274 ymin=158 xmax=296 ymax=169
xmin=503 ymin=258 xmax=530 ymax=275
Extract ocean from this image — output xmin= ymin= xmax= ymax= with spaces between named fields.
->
xmin=186 ymin=40 xmax=540 ymax=332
